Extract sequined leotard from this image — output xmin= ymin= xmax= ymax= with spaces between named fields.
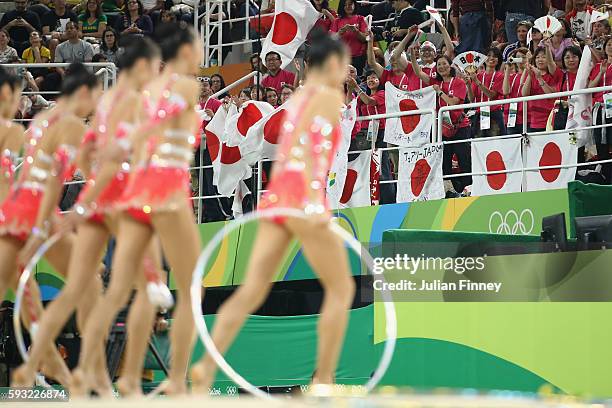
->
xmin=258 ymin=87 xmax=342 ymax=223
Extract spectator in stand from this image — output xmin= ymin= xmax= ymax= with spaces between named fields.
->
xmin=210 ymin=73 xmax=229 ymax=98
xmin=54 ymin=20 xmax=93 ymax=66
xmin=466 ymin=46 xmax=506 ymax=137
xmin=261 ymin=51 xmax=296 ymax=93
xmin=264 ymin=87 xmax=278 ymax=107
xmin=588 ymin=37 xmax=612 ymax=182
xmin=529 ymin=27 xmax=544 ymax=54
xmin=590 ymin=17 xmax=610 ymax=57
xmin=503 ymin=0 xmax=546 ymax=44
xmin=99 ymin=27 xmax=118 ymax=64
xmin=552 ymin=45 xmax=581 ymax=133
xmin=41 ymin=0 xmax=78 ymax=40
xmin=0 ymin=30 xmax=19 ymax=63
xmin=250 ymin=53 xmax=266 ymax=75
xmin=0 ymin=0 xmax=41 ymax=55
xmin=280 ymin=83 xmax=293 ymax=104
xmin=550 ymin=20 xmax=577 ymax=66
xmin=503 ymin=20 xmax=531 ymax=61
xmin=503 ymin=48 xmax=529 ymax=136
xmin=310 ymin=0 xmax=337 ymax=33
xmin=78 ymin=0 xmax=108 ymax=39
xmin=159 ymin=8 xmax=177 ymax=25
xmin=384 ymin=0 xmax=423 ymax=43
xmin=250 ymin=83 xmax=265 ymax=101
xmin=345 ymin=64 xmax=362 ymax=138
xmin=115 ymin=0 xmax=153 ymax=36
xmin=411 ymin=51 xmax=473 ymax=196
xmin=236 ymin=88 xmax=251 ymax=107
xmin=22 ymin=31 xmax=51 ymax=86
xmin=550 ymin=0 xmax=567 ymax=17
xmin=100 ymin=0 xmax=125 ymax=13
xmin=566 ymin=0 xmax=592 ymax=41
xmin=354 ymin=69 xmax=396 ymax=204
xmin=371 ymin=0 xmax=393 ymax=26
xmin=522 ymin=44 xmax=562 ymax=132
xmin=368 ymin=28 xmax=419 ymax=91
xmin=451 ymin=0 xmax=493 ymax=54
xmin=331 ymin=0 xmax=368 ymax=75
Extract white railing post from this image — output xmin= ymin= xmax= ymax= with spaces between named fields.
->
xmin=204 ymin=0 xmax=211 ymax=67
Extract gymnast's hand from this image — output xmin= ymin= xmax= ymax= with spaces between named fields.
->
xmin=59 ymin=211 xmax=84 ymax=235
xmin=18 ymin=235 xmax=45 ymax=266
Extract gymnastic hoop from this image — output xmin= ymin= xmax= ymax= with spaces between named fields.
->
xmin=13 ymin=232 xmax=63 ymax=389
xmin=190 ymin=207 xmax=397 ymax=400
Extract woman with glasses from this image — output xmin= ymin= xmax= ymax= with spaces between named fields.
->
xmin=115 ymin=0 xmax=153 ymax=36
xmin=210 ymin=73 xmax=229 ymax=99
xmin=78 ymin=0 xmax=108 ymax=39
xmin=100 ymin=27 xmax=118 ymax=65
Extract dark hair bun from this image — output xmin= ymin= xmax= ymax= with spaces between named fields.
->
xmin=61 ymin=62 xmax=99 ymax=96
xmin=305 ymin=28 xmax=347 ymax=68
xmin=154 ymin=21 xmax=195 ymax=61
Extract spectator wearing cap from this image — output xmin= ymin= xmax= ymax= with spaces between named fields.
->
xmin=503 ymin=20 xmax=531 ymax=61
xmin=384 ymin=0 xmax=424 ymax=43
xmin=368 ymin=27 xmax=421 ymax=91
xmin=451 ymin=0 xmax=493 ymax=54
xmin=0 ymin=0 xmax=42 ymax=55
xmin=354 ymin=69 xmax=396 ymax=204
xmin=261 ymin=51 xmax=296 ymax=94
xmin=566 ymin=0 xmax=592 ymax=41
xmin=331 ymin=0 xmax=368 ymax=75
xmin=419 ymin=41 xmax=439 ymax=80
xmin=503 ymin=0 xmax=546 ymax=45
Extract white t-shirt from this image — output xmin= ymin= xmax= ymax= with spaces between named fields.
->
xmin=570 ymin=10 xmax=591 ymax=41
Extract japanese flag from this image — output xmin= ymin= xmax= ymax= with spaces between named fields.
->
xmin=426 ymin=6 xmax=442 ymax=25
xmin=384 ymin=82 xmax=435 ymax=147
xmin=243 ymin=103 xmax=288 ymax=164
xmin=566 ymin=45 xmax=593 ymax=147
xmin=524 ymin=133 xmax=577 ymax=191
xmin=471 ymin=137 xmax=523 ymax=196
xmin=232 ymin=180 xmax=251 ymax=218
xmin=397 ymin=143 xmax=444 ymax=202
xmin=205 ymin=105 xmax=252 ymax=196
xmin=338 ymin=150 xmax=372 ymax=208
xmin=260 ymin=0 xmax=321 ymax=68
xmin=224 ymin=101 xmax=274 ymax=148
xmin=327 ymin=98 xmax=357 ymax=208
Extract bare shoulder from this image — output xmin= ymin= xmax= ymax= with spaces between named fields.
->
xmin=1 ymin=123 xmax=25 ymax=151
xmin=174 ymin=76 xmax=200 ymax=106
xmin=57 ymin=115 xmax=87 ymax=146
xmin=302 ymin=88 xmax=344 ymax=124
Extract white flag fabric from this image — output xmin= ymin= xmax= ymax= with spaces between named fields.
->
xmin=224 ymin=101 xmax=274 ymax=148
xmin=566 ymin=45 xmax=594 ymax=148
xmin=205 ymin=105 xmax=252 ymax=196
xmin=260 ymin=0 xmax=320 ymax=68
xmin=338 ymin=150 xmax=372 ymax=208
xmin=243 ymin=102 xmax=288 ymax=165
xmin=471 ymin=137 xmax=523 ymax=196
xmin=525 ymin=133 xmax=577 ymax=191
xmin=397 ymin=143 xmax=444 ymax=202
xmin=327 ymin=99 xmax=357 ymax=208
xmin=384 ymin=82 xmax=435 ymax=147
xmin=232 ymin=180 xmax=251 ymax=218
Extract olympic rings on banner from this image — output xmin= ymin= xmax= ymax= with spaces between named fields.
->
xmin=190 ymin=207 xmax=397 ymax=400
xmin=488 ymin=209 xmax=534 ymax=235
xmin=13 ymin=233 xmax=63 ymax=389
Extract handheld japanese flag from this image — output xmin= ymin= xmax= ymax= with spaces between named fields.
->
xmin=224 ymin=101 xmax=274 ymax=148
xmin=397 ymin=143 xmax=444 ymax=202
xmin=471 ymin=137 xmax=523 ymax=196
xmin=384 ymin=82 xmax=435 ymax=147
xmin=453 ymin=51 xmax=488 ymax=75
xmin=260 ymin=0 xmax=321 ymax=68
xmin=534 ymin=15 xmax=562 ymax=39
xmin=426 ymin=6 xmax=442 ymax=25
xmin=243 ymin=102 xmax=288 ymax=164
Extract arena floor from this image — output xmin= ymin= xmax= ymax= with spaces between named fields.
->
xmin=19 ymin=395 xmax=610 ymax=408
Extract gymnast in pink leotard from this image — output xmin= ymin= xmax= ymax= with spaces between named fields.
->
xmin=192 ymin=30 xmax=355 ymax=391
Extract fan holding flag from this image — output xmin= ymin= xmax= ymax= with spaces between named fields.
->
xmin=192 ymin=30 xmax=355 ymax=391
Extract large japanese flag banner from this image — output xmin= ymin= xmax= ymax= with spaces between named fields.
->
xmin=397 ymin=142 xmax=444 ymax=202
xmin=525 ymin=133 xmax=577 ymax=191
xmin=338 ymin=150 xmax=372 ymax=208
xmin=205 ymin=105 xmax=252 ymax=196
xmin=566 ymin=45 xmax=593 ymax=148
xmin=224 ymin=101 xmax=274 ymax=148
xmin=243 ymin=103 xmax=288 ymax=165
xmin=260 ymin=0 xmax=320 ymax=68
xmin=370 ymin=148 xmax=380 ymax=205
xmin=471 ymin=137 xmax=523 ymax=196
xmin=327 ymin=99 xmax=357 ymax=208
xmin=384 ymin=82 xmax=436 ymax=147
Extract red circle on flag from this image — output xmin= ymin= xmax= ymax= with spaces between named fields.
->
xmin=399 ymin=99 xmax=421 ymax=134
xmin=237 ymin=104 xmax=264 ymax=137
xmin=205 ymin=130 xmax=220 ymax=162
xmin=272 ymin=12 xmax=298 ymax=46
xmin=220 ymin=143 xmax=242 ymax=164
xmin=411 ymin=158 xmax=431 ymax=196
xmin=465 ymin=53 xmax=474 ymax=64
xmin=539 ymin=142 xmax=562 ymax=182
xmin=485 ymin=151 xmax=507 ymax=190
xmin=340 ymin=169 xmax=358 ymax=204
xmin=264 ymin=109 xmax=286 ymax=144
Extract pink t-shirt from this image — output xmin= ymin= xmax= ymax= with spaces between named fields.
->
xmin=261 ymin=69 xmax=296 ymax=93
xmin=358 ymin=90 xmax=386 ymax=129
xmin=503 ymin=72 xmax=525 ymax=126
xmin=526 ymin=68 xmax=563 ymax=129
xmin=471 ymin=70 xmax=504 ymax=112
xmin=588 ymin=62 xmax=612 ymax=104
xmin=435 ymin=77 xmax=470 ymax=129
xmin=330 ymin=15 xmax=367 ymax=57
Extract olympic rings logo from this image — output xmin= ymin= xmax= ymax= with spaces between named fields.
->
xmin=488 ymin=209 xmax=535 ymax=235
xmin=225 ymin=386 xmax=237 ymax=395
